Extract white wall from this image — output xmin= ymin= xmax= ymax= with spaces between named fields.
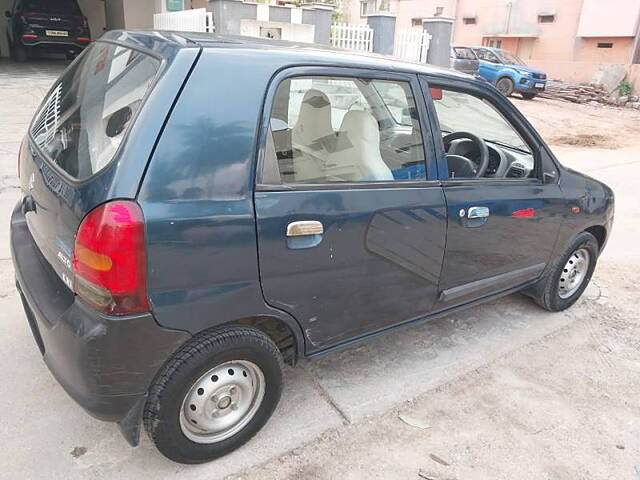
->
xmin=123 ymin=0 xmax=155 ymax=29
xmin=240 ymin=20 xmax=315 ymax=43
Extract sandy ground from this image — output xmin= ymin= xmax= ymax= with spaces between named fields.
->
xmin=512 ymin=96 xmax=640 ymax=150
xmin=0 ymin=60 xmax=638 ymax=480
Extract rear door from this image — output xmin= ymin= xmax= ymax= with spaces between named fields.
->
xmin=254 ymin=68 xmax=447 ymax=353
xmin=421 ymin=77 xmax=565 ymax=308
xmin=20 ymin=42 xmax=161 ymax=288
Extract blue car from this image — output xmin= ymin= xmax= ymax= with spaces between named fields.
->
xmin=472 ymin=46 xmax=547 ymax=99
xmin=12 ymin=31 xmax=612 ymax=464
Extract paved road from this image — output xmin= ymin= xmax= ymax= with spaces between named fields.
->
xmin=0 ymin=59 xmax=636 ymax=479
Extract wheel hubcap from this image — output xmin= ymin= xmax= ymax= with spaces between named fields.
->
xmin=179 ymin=360 xmax=265 ymax=444
xmin=558 ymin=247 xmax=590 ymax=299
xmin=497 ymin=80 xmax=510 ymax=94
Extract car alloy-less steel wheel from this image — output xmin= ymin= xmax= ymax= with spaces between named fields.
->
xmin=558 ymin=248 xmax=590 ymax=299
xmin=524 ymin=231 xmax=599 ymax=312
xmin=179 ymin=360 xmax=265 ymax=444
xmin=144 ymin=326 xmax=283 ymax=464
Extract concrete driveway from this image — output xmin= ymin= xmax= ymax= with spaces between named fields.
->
xmin=0 ymin=59 xmax=638 ymax=479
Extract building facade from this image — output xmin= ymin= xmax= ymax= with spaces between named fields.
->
xmin=345 ymin=0 xmax=640 ymax=86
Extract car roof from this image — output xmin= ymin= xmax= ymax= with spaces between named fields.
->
xmin=101 ymin=30 xmax=473 ymax=81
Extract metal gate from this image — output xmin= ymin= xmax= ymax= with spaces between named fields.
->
xmin=153 ymin=8 xmax=214 ymax=33
xmin=394 ymin=29 xmax=431 ymax=63
xmin=330 ymin=23 xmax=373 ymax=52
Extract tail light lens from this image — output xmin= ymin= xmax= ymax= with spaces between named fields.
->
xmin=73 ymin=200 xmax=149 ymax=315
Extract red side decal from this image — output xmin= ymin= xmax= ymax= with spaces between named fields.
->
xmin=512 ymin=208 xmax=535 ymax=218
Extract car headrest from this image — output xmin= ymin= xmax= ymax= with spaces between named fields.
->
xmin=292 ymin=89 xmax=334 ymax=150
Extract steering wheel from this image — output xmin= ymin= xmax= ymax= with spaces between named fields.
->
xmin=443 ymin=131 xmax=490 ymax=178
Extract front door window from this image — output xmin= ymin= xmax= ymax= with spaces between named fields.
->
xmin=430 ymin=87 xmax=535 ymax=179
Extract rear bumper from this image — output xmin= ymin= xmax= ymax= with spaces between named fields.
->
xmin=10 ymin=201 xmax=190 ymax=443
xmin=20 ymin=37 xmax=89 ymax=52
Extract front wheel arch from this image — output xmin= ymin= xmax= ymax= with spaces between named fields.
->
xmin=584 ymin=225 xmax=607 ymax=251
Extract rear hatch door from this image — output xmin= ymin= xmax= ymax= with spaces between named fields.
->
xmin=21 ymin=42 xmax=162 ymax=289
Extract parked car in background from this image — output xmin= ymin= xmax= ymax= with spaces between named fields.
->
xmin=471 ymin=46 xmax=547 ymax=99
xmin=5 ymin=0 xmax=91 ymax=61
xmin=12 ymin=31 xmax=613 ymax=464
xmin=450 ymin=46 xmax=479 ymax=75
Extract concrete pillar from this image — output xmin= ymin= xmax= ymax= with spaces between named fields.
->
xmin=208 ymin=0 xmax=257 ymax=36
xmin=367 ymin=13 xmax=396 ymax=55
xmin=301 ymin=4 xmax=334 ymax=45
xmin=423 ymin=17 xmax=453 ymax=67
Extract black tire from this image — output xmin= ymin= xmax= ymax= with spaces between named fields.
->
xmin=11 ymin=42 xmax=28 ymax=62
xmin=521 ymin=93 xmax=536 ymax=100
xmin=526 ymin=232 xmax=599 ymax=312
xmin=496 ymin=77 xmax=515 ymax=96
xmin=143 ymin=326 xmax=284 ymax=464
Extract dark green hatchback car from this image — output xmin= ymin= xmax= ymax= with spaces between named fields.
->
xmin=11 ymin=31 xmax=613 ymax=464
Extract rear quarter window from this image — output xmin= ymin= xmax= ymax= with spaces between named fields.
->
xmin=30 ymin=43 xmax=160 ymax=180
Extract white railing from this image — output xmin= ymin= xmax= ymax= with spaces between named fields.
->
xmin=153 ymin=8 xmax=214 ymax=33
xmin=330 ymin=23 xmax=373 ymax=52
xmin=394 ymin=29 xmax=431 ymax=63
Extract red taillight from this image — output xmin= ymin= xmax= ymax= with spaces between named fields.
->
xmin=73 ymin=201 xmax=149 ymax=315
xmin=77 ymin=37 xmax=91 ymax=43
xmin=22 ymin=34 xmax=38 ymax=40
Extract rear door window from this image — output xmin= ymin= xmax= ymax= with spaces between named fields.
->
xmin=265 ymin=75 xmax=427 ymax=184
xmin=30 ymin=43 xmax=160 ymax=180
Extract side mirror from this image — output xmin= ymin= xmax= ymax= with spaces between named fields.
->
xmin=543 ymin=171 xmax=557 ymax=184
xmin=5 ymin=11 xmax=11 ymax=18
xmin=105 ymin=106 xmax=132 ymax=138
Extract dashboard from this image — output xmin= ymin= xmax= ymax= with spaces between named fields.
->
xmin=447 ymin=138 xmax=535 ymax=179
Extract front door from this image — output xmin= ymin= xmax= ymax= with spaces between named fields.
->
xmin=475 ymin=48 xmax=502 ymax=83
xmin=255 ymin=68 xmax=447 ymax=353
xmin=422 ymin=78 xmax=565 ymax=308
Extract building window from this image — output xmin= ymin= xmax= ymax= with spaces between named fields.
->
xmin=597 ymin=42 xmax=614 ymax=48
xmin=360 ymin=0 xmax=389 ymax=16
xmin=538 ymin=14 xmax=555 ymax=23
xmin=360 ymin=1 xmax=368 ymax=16
xmin=412 ymin=18 xmax=423 ymax=27
xmin=463 ymin=17 xmax=477 ymax=25
xmin=434 ymin=6 xmax=444 ymax=16
xmin=486 ymin=38 xmax=502 ymax=48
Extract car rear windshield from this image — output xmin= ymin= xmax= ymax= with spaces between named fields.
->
xmin=30 ymin=43 xmax=160 ymax=180
xmin=23 ymin=0 xmax=82 ymax=14
xmin=453 ymin=47 xmax=476 ymax=60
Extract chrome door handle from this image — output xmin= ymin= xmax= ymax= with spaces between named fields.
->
xmin=467 ymin=206 xmax=489 ymax=219
xmin=286 ymin=220 xmax=324 ymax=237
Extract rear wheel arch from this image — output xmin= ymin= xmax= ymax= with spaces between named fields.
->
xmin=221 ymin=315 xmax=302 ymax=365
